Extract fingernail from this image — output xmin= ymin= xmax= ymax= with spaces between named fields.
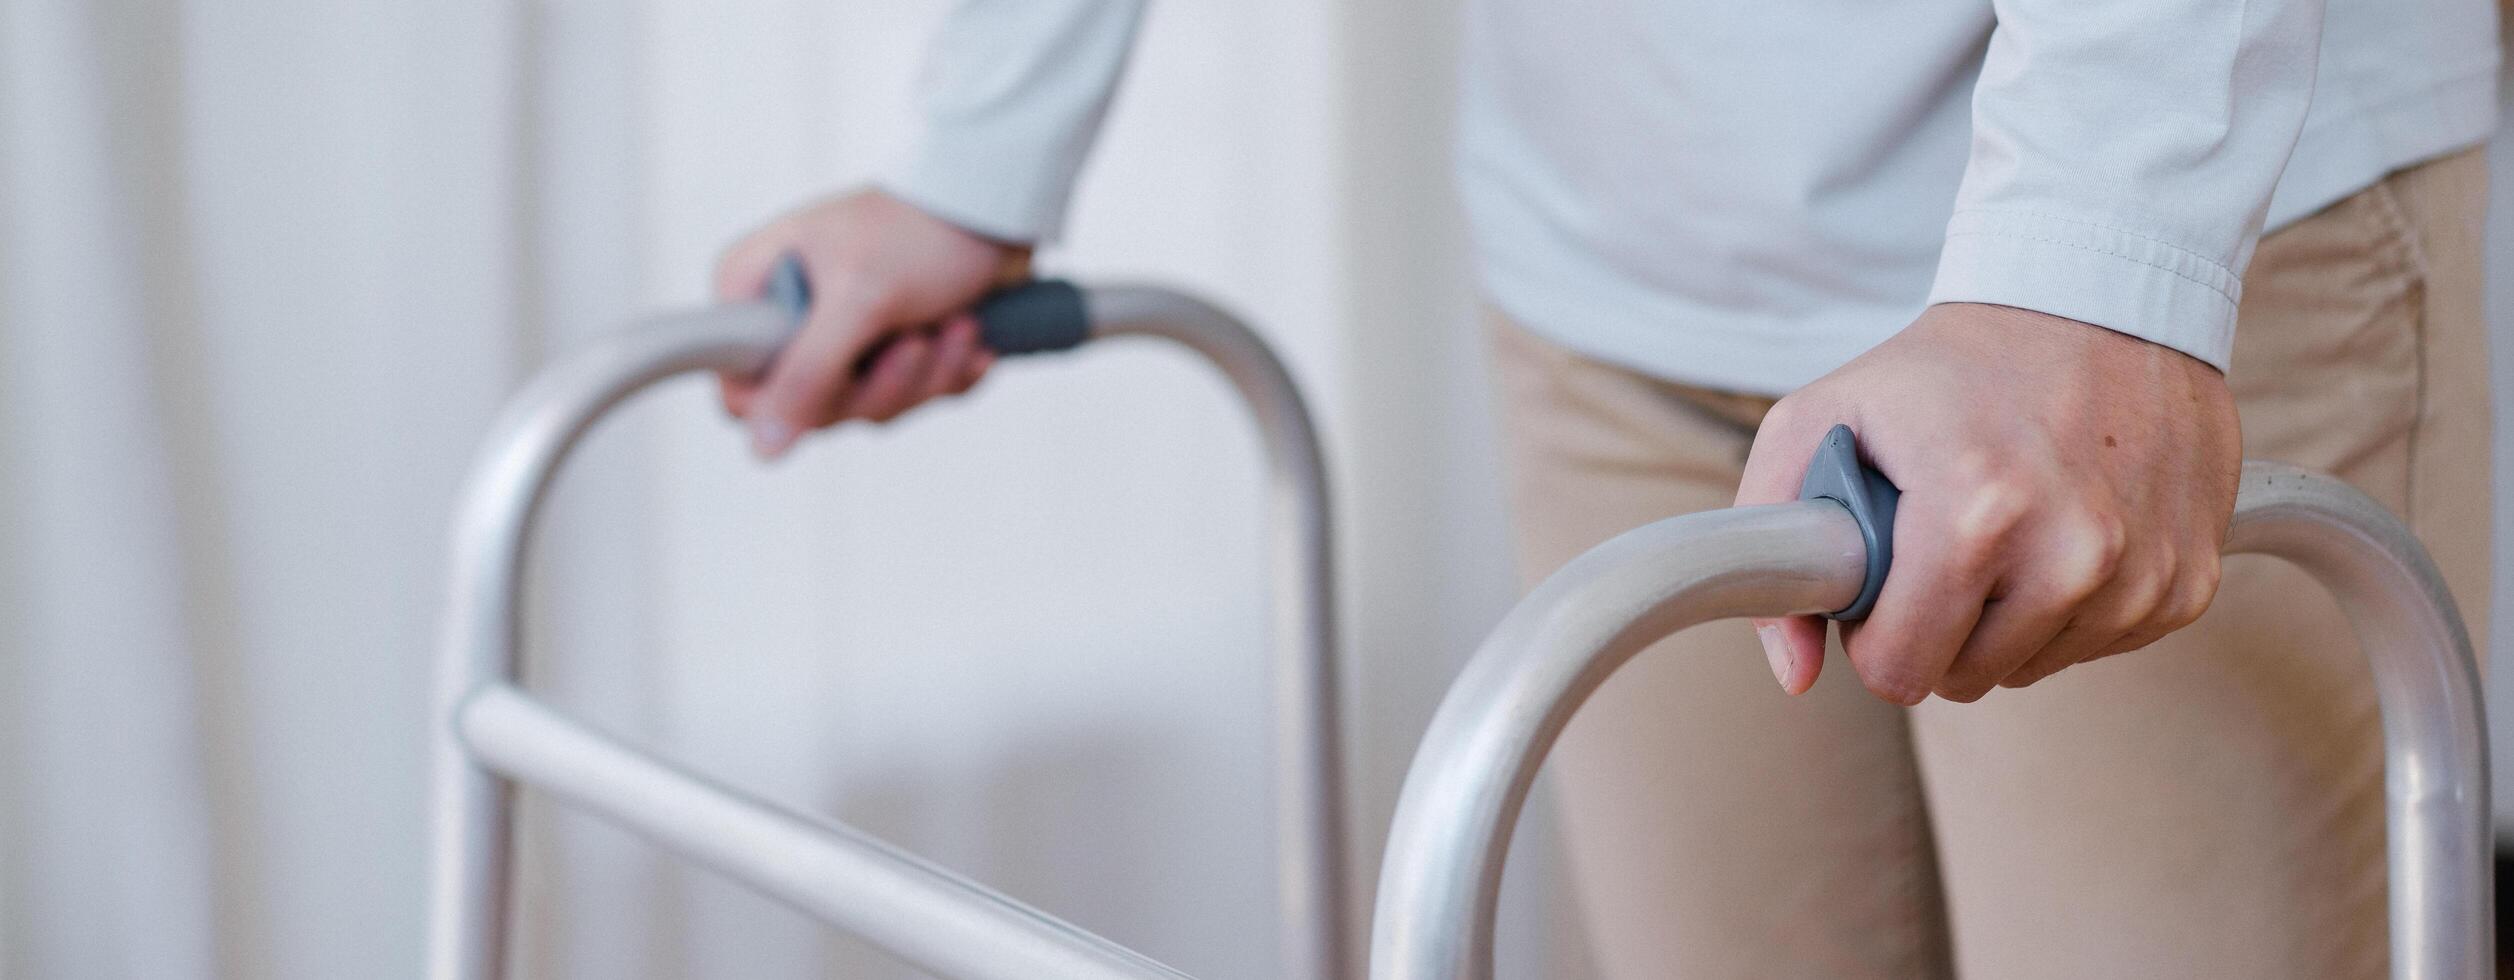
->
xmin=1757 ymin=625 xmax=1791 ymax=690
xmin=749 ymin=418 xmax=797 ymax=460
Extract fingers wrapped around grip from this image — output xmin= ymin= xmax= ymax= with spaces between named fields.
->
xmin=706 ymin=189 xmax=1037 ymax=459
xmin=1733 ymin=303 xmax=2241 ymax=704
xmin=1922 ymin=507 xmax=2125 ymax=702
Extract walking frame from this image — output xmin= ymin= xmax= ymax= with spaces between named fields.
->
xmin=427 ymin=276 xmax=2490 ymax=980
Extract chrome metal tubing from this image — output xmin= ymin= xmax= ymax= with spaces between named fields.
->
xmin=1367 ymin=500 xmax=1870 ymax=980
xmin=2228 ymin=463 xmax=2491 ymax=978
xmin=1369 ymin=462 xmax=2489 ymax=980
xmin=1088 ymin=287 xmax=1351 ymax=980
xmin=460 ymin=683 xmax=1191 ymax=980
xmin=424 ymin=288 xmax=1347 ymax=980
xmin=426 ymin=302 xmax=795 ymax=980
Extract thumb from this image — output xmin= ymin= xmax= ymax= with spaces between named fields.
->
xmin=746 ymin=289 xmax=880 ymax=460
xmin=1737 ymin=402 xmax=1839 ymax=695
xmin=713 ymin=225 xmax=794 ymax=303
xmin=711 ymin=230 xmax=801 ymax=422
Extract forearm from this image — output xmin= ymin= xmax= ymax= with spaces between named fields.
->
xmin=1926 ymin=0 xmax=2327 ymax=370
xmin=882 ymin=0 xmax=1149 ymax=244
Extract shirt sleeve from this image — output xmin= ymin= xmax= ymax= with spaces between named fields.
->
xmin=879 ymin=0 xmax=1149 ymax=244
xmin=1923 ymin=0 xmax=2326 ymax=371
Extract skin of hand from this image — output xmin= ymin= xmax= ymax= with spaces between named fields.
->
xmin=713 ymin=188 xmax=1032 ymax=459
xmin=1735 ymin=302 xmax=2242 ymax=704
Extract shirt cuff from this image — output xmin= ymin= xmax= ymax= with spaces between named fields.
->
xmin=879 ymin=141 xmax=1071 ymax=245
xmin=1925 ymin=209 xmax=2243 ymax=372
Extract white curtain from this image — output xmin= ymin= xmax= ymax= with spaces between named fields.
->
xmin=0 ymin=1 xmax=1583 ymax=978
xmin=20 ymin=2 xmax=2504 ymax=979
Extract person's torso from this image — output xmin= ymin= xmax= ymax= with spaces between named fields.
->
xmin=1455 ymin=0 xmax=2500 ymax=394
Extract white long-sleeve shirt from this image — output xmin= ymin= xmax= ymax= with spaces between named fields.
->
xmin=884 ymin=0 xmax=2497 ymax=394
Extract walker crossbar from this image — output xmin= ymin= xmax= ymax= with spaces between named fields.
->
xmin=424 ymin=285 xmax=1349 ymax=980
xmin=1370 ymin=463 xmax=2492 ymax=980
xmin=431 ymin=284 xmax=2488 ymax=980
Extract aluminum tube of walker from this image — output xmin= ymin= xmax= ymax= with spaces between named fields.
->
xmin=459 ymin=684 xmax=1193 ymax=980
xmin=1368 ymin=444 xmax=2488 ymax=980
xmin=425 ymin=271 xmax=1347 ymax=980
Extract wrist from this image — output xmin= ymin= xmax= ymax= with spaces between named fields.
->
xmin=1927 ymin=211 xmax=2241 ymax=373
xmin=1920 ymin=302 xmax=2230 ymax=379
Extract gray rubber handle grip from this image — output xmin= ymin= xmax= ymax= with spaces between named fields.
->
xmin=1798 ymin=424 xmax=1899 ymax=621
xmin=770 ymin=254 xmax=1090 ymax=357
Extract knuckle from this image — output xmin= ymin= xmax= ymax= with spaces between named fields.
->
xmin=2122 ymin=564 xmax=2178 ymax=626
xmin=2084 ymin=510 xmax=2130 ymax=570
xmin=2042 ymin=560 xmax=2104 ymax=608
xmin=1857 ymin=663 xmax=1934 ymax=706
xmin=1947 ymin=479 xmax=2030 ymax=563
xmin=2047 ymin=512 xmax=2127 ymax=600
xmin=2183 ymin=552 xmax=2224 ymax=600
xmin=2163 ymin=569 xmax=2221 ymax=629
xmin=2166 ymin=591 xmax=2212 ymax=629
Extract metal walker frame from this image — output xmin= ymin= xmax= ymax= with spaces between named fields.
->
xmin=429 ymin=284 xmax=2489 ymax=980
xmin=1370 ymin=461 xmax=2493 ymax=980
xmin=426 ymin=283 xmax=1347 ymax=980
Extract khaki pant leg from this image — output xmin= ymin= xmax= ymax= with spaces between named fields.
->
xmin=1492 ymin=317 xmax=1956 ymax=979
xmin=1907 ymin=149 xmax=2493 ymax=979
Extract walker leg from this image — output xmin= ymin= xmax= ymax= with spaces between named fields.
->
xmin=427 ymin=724 xmax=513 ymax=979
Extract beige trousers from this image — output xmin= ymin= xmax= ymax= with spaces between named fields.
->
xmin=1492 ymin=148 xmax=2491 ymax=978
